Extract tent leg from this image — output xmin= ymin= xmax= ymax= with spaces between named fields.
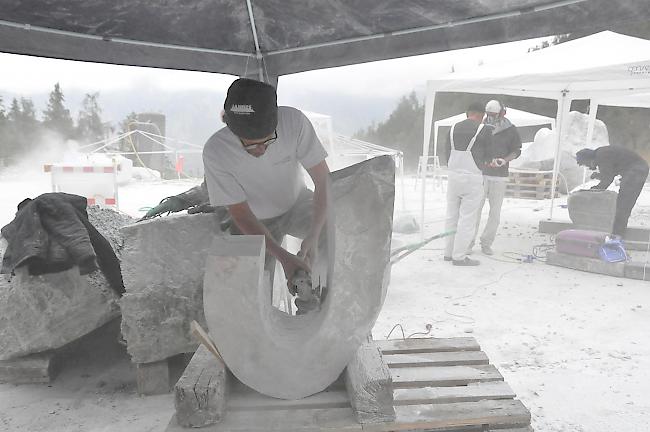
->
xmin=549 ymin=92 xmax=571 ymax=220
xmin=420 ymin=85 xmax=436 ymax=240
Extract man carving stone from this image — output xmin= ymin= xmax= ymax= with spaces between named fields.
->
xmin=202 ymin=78 xmax=329 ymax=310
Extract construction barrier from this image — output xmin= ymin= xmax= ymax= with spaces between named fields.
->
xmin=44 ymin=162 xmax=120 ymax=209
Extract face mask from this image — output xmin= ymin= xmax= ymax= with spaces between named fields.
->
xmin=485 ymin=114 xmax=499 ymax=125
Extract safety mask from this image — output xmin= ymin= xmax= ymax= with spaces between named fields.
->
xmin=485 ymin=114 xmax=500 ymax=126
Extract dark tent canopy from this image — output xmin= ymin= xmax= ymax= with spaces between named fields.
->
xmin=1 ymin=0 xmax=649 ymax=80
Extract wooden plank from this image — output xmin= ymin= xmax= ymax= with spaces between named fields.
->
xmin=136 ymin=359 xmax=170 ymax=395
xmin=393 ymin=382 xmax=515 ymax=405
xmin=174 ymin=345 xmax=229 ymax=428
xmin=376 ymin=338 xmax=480 ymax=355
xmin=362 ymin=399 xmax=531 ymax=432
xmin=384 ymin=351 xmax=488 ymax=368
xmin=0 ymin=352 xmax=57 ymax=384
xmin=228 ymin=388 xmax=350 ymax=411
xmin=345 ymin=340 xmax=395 ymax=423
xmin=166 ymin=408 xmax=363 ymax=431
xmin=391 ymin=365 xmax=503 ymax=389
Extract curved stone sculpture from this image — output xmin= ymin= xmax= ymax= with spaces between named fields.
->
xmin=203 ymin=156 xmax=395 ymax=399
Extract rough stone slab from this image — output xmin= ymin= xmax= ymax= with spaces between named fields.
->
xmin=546 ymin=251 xmax=625 ymax=278
xmin=119 ymin=213 xmax=223 ymax=364
xmin=344 ymin=340 xmax=395 ymax=424
xmin=624 ymin=261 xmax=650 ymax=281
xmin=203 ymin=156 xmax=395 ymax=399
xmin=0 ymin=352 xmax=57 ymax=384
xmin=0 ymin=207 xmax=130 ymax=361
xmin=174 ymin=344 xmax=229 ymax=427
xmin=0 ymin=250 xmax=120 ymax=361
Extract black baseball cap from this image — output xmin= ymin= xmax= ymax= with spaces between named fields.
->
xmin=576 ymin=148 xmax=596 ymax=165
xmin=223 ymin=78 xmax=278 ymax=140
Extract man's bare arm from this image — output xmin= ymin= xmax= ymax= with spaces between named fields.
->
xmin=227 ymin=201 xmax=309 ymax=279
xmin=300 ymin=160 xmax=330 ymax=260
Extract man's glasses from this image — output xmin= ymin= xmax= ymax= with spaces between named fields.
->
xmin=242 ymin=130 xmax=277 ymax=153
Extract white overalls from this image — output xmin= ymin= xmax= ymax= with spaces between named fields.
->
xmin=444 ymin=122 xmax=485 ymax=261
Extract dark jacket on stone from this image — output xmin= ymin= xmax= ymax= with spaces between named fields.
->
xmin=481 ymin=118 xmax=522 ymax=177
xmin=1 ymin=193 xmax=125 ymax=296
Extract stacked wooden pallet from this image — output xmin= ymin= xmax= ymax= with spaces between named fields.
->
xmin=166 ymin=337 xmax=533 ymax=432
xmin=506 ymin=170 xmax=558 ymax=200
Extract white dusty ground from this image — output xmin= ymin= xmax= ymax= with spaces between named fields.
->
xmin=0 ymin=169 xmax=649 ymax=432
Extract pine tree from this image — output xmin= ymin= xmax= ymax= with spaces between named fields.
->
xmin=0 ymin=97 xmax=7 ymax=163
xmin=0 ymin=96 xmax=6 ymax=121
xmin=354 ymin=91 xmax=424 ymax=171
xmin=77 ymin=92 xmax=105 ymax=143
xmin=4 ymin=97 xmax=40 ymax=158
xmin=42 ymin=82 xmax=74 ymax=139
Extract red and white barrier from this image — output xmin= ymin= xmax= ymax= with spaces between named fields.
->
xmin=44 ymin=162 xmax=120 ymax=210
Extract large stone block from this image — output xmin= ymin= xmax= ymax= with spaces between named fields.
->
xmin=567 ymin=190 xmax=617 ymax=232
xmin=203 ymin=156 xmax=395 ymax=399
xmin=0 ymin=207 xmax=130 ymax=360
xmin=119 ymin=213 xmax=222 ymax=364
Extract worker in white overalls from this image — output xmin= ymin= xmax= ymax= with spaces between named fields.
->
xmin=443 ymin=102 xmax=493 ymax=266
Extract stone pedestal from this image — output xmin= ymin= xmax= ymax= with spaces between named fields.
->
xmin=567 ymin=189 xmax=617 ymax=232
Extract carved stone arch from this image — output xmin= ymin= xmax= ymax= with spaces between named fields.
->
xmin=203 ymin=156 xmax=395 ymax=399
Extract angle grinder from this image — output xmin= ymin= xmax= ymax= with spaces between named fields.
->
xmin=290 ymin=269 xmax=321 ymax=314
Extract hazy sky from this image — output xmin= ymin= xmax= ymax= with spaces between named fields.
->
xmin=0 ymin=36 xmax=548 ymax=102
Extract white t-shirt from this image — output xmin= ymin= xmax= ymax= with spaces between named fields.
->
xmin=203 ymin=106 xmax=328 ymax=219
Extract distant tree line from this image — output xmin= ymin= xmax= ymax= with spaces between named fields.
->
xmin=0 ymin=83 xmax=107 ymax=166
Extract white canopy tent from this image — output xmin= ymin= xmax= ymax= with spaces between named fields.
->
xmin=432 ymin=108 xmax=555 ymax=159
xmin=421 ymin=31 xmax=650 ymax=235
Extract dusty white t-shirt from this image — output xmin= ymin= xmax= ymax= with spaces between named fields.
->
xmin=203 ymin=106 xmax=328 ymax=219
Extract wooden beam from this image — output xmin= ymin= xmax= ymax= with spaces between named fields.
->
xmin=363 ymin=399 xmax=531 ymax=432
xmin=345 ymin=341 xmax=396 ymax=423
xmin=376 ymin=338 xmax=480 ymax=355
xmin=0 ymin=352 xmax=58 ymax=384
xmin=391 ymin=365 xmax=502 ymax=389
xmin=174 ymin=345 xmax=229 ymax=428
xmin=394 ymin=381 xmax=515 ymax=405
xmin=384 ymin=351 xmax=489 ymax=368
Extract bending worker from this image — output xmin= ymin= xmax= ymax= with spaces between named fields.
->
xmin=473 ymin=100 xmax=521 ymax=256
xmin=442 ymin=102 xmax=493 ymax=266
xmin=576 ymin=146 xmax=649 ymax=239
xmin=202 ymin=78 xmax=330 ymax=307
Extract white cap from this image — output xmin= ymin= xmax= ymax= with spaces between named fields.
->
xmin=485 ymin=100 xmax=502 ymax=114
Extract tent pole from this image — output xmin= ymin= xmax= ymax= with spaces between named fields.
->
xmin=585 ymin=99 xmax=599 ymax=148
xmin=421 ymin=83 xmax=436 ymax=240
xmin=549 ymin=92 xmax=570 ymax=220
xmin=583 ymin=99 xmax=600 ymax=184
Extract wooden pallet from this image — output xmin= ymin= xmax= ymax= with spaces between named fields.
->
xmin=166 ymin=337 xmax=532 ymax=432
xmin=506 ymin=170 xmax=558 ymax=200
